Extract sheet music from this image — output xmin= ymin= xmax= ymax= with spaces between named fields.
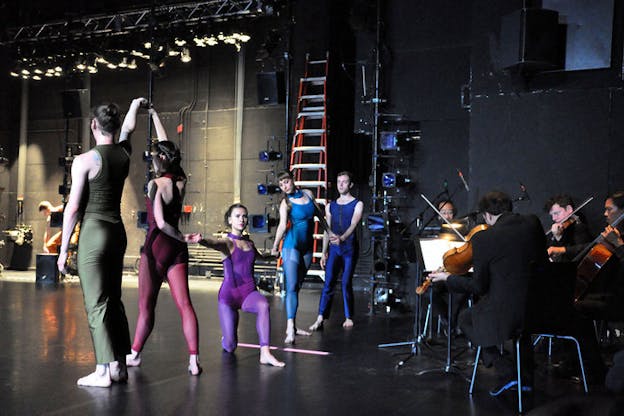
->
xmin=419 ymin=238 xmax=465 ymax=272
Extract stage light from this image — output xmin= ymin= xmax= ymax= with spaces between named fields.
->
xmin=180 ymin=48 xmax=191 ymax=63
xmin=367 ymin=214 xmax=386 ymax=233
xmin=380 ymin=131 xmax=419 ymax=151
xmin=257 ymin=183 xmax=281 ymax=195
xmin=382 ymin=172 xmax=411 ymax=188
xmin=258 ymin=150 xmax=283 ymax=162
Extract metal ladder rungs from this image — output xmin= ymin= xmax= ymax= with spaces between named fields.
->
xmin=308 ymin=59 xmax=328 ymax=65
xmin=294 ymin=180 xmax=327 ymax=188
xmin=300 ymin=94 xmax=325 ymax=102
xmin=292 ymin=146 xmax=326 ymax=153
xmin=301 ymin=76 xmax=326 ymax=83
xmin=297 ymin=111 xmax=325 ymax=119
xmin=301 ymin=106 xmax=325 ymax=112
xmin=291 ymin=163 xmax=326 ymax=170
xmin=294 ymin=129 xmax=325 ymax=136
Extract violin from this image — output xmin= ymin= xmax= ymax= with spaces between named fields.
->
xmin=415 ymin=224 xmax=489 ymax=296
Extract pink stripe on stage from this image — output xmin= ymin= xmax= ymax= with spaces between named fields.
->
xmin=237 ymin=342 xmax=330 ymax=356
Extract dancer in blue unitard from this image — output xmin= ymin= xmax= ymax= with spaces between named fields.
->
xmin=271 ymin=171 xmax=334 ymax=344
xmin=309 ymin=171 xmax=363 ymax=331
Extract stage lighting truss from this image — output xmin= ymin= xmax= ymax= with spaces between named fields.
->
xmin=382 ymin=172 xmax=412 ymax=188
xmin=3 ymin=1 xmax=260 ymax=79
xmin=379 ymin=130 xmax=421 ymax=151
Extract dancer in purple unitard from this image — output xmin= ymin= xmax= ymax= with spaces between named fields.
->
xmin=191 ymin=204 xmax=284 ymax=367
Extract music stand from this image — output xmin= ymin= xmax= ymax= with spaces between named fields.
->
xmin=416 ymin=238 xmax=470 ymax=380
xmin=377 ymin=237 xmax=463 ymax=368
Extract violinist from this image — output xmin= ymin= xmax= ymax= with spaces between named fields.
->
xmin=544 ymin=194 xmax=592 ymax=262
xmin=429 ymin=191 xmax=547 ymax=395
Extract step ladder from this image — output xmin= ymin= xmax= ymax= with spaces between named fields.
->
xmin=288 ymin=52 xmax=329 ymax=279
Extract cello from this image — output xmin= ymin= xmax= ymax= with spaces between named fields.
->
xmin=573 ymin=210 xmax=624 ymax=302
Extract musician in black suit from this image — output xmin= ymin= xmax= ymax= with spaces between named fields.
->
xmin=544 ymin=194 xmax=592 ymax=262
xmin=429 ymin=191 xmax=548 ymax=393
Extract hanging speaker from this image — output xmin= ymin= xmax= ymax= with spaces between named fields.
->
xmin=61 ymin=89 xmax=90 ymax=118
xmin=498 ymin=8 xmax=564 ymax=72
xmin=256 ymin=72 xmax=285 ymax=105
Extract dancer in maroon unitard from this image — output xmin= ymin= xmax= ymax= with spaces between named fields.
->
xmin=192 ymin=204 xmax=284 ymax=367
xmin=126 ymin=105 xmax=202 ymax=375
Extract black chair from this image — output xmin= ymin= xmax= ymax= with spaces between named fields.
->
xmin=468 ymin=262 xmax=589 ymax=413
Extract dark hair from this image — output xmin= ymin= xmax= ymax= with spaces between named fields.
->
xmin=608 ymin=191 xmax=624 ymax=210
xmin=38 ymin=201 xmax=52 ymax=212
xmin=224 ymin=203 xmax=248 ymax=226
xmin=478 ymin=191 xmax=512 ymax=216
xmin=437 ymin=199 xmax=457 ymax=216
xmin=277 ymin=170 xmax=296 ymax=210
xmin=152 ymin=141 xmax=186 ymax=179
xmin=337 ymin=171 xmax=354 ymax=184
xmin=277 ymin=170 xmax=294 ymax=182
xmin=543 ymin=194 xmax=575 ymax=213
xmin=91 ymin=103 xmax=121 ymax=135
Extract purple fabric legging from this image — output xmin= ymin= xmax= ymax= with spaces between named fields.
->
xmin=132 ymin=259 xmax=199 ymax=354
xmin=219 ymin=290 xmax=271 ymax=352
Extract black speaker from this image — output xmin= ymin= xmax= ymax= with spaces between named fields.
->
xmin=257 ymin=72 xmax=285 ymax=105
xmin=36 ymin=254 xmax=59 ymax=284
xmin=61 ymin=89 xmax=89 ymax=118
xmin=498 ymin=8 xmax=563 ymax=72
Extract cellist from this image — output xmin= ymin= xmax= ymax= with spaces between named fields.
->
xmin=575 ymin=191 xmax=624 ymax=322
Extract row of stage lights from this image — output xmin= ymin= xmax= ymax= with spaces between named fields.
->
xmin=9 ymin=32 xmax=251 ymax=80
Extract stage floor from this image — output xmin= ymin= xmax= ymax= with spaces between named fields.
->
xmin=0 ymin=270 xmax=620 ymax=415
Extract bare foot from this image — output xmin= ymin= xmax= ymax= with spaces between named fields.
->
xmin=342 ymin=318 xmax=354 ymax=328
xmin=77 ymin=366 xmax=111 ymax=387
xmin=296 ymin=328 xmax=311 ymax=336
xmin=309 ymin=316 xmax=324 ymax=331
xmin=260 ymin=347 xmax=285 ymax=367
xmin=284 ymin=326 xmax=295 ymax=344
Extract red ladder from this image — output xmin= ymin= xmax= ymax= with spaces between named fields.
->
xmin=289 ymin=52 xmax=329 ymax=272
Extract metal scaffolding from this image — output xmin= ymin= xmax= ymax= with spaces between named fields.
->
xmin=1 ymin=1 xmax=263 ymax=45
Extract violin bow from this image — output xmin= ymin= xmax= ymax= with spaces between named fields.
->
xmin=420 ymin=194 xmax=466 ymax=242
xmin=546 ymin=196 xmax=594 ymax=236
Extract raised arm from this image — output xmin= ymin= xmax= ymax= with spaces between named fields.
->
xmin=119 ymin=97 xmax=147 ymax=143
xmin=149 ymin=108 xmax=168 ymax=142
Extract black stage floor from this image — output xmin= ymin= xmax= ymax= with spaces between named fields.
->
xmin=0 ymin=270 xmax=622 ymax=416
